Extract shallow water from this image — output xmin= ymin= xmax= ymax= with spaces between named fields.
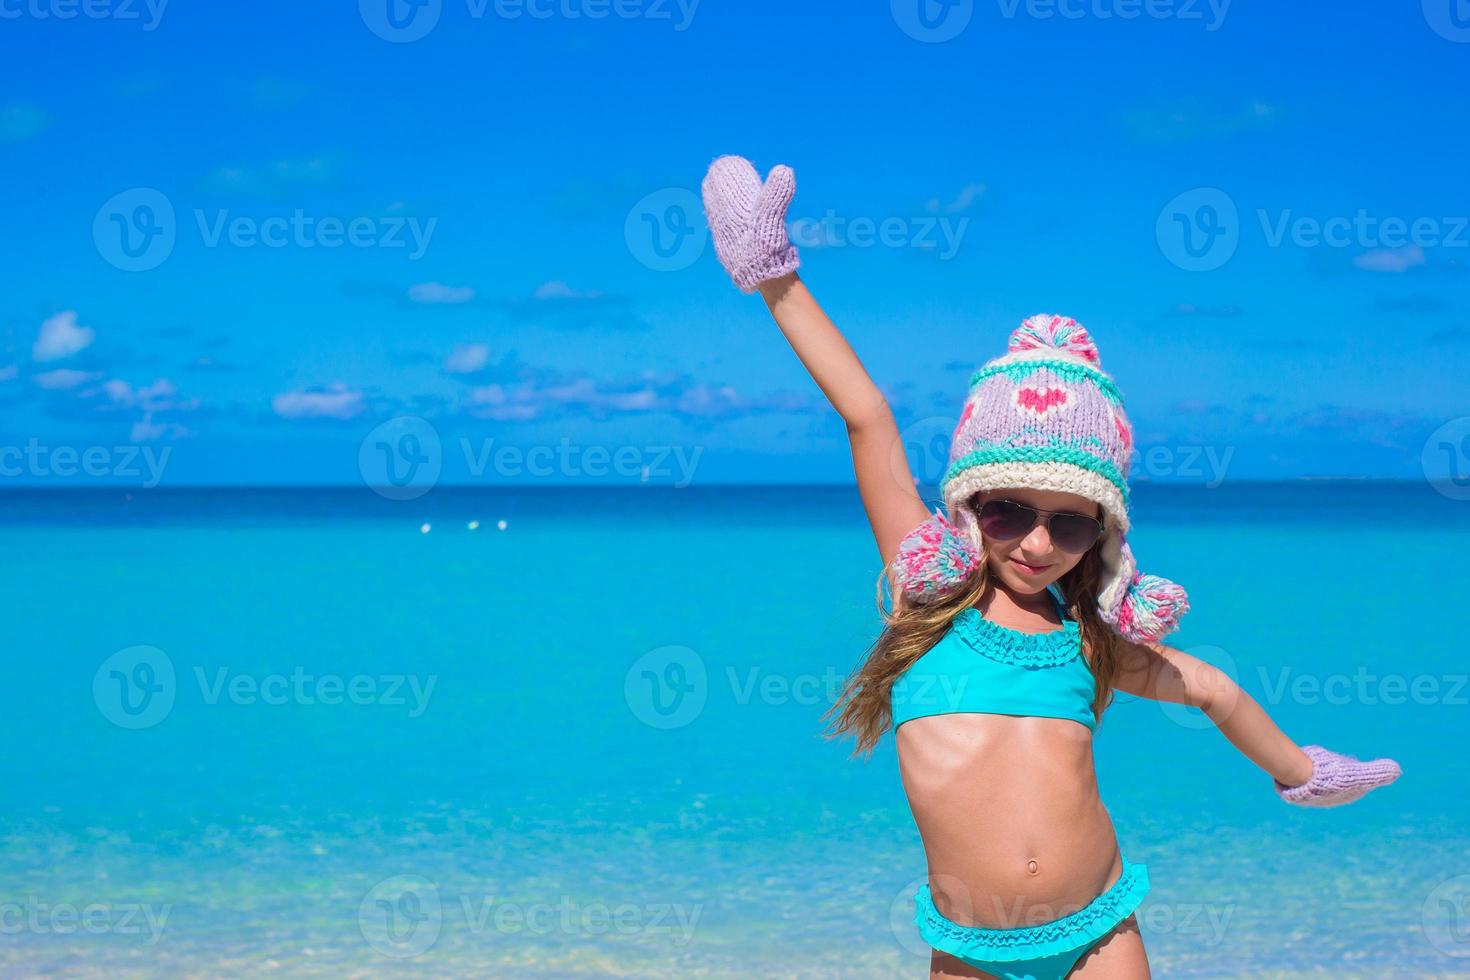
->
xmin=2 ymin=483 xmax=1466 ymax=977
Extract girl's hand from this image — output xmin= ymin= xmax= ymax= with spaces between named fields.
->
xmin=700 ymin=155 xmax=800 ymax=292
xmin=1274 ymin=744 xmax=1402 ymax=807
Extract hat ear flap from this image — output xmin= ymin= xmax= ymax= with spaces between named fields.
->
xmin=892 ymin=507 xmax=982 ymax=604
xmin=1097 ymin=531 xmax=1189 ymax=643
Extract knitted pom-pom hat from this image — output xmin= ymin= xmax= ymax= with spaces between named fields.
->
xmin=891 ymin=314 xmax=1189 ymax=644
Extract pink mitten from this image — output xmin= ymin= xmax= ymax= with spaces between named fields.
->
xmin=1274 ymin=744 xmax=1402 ymax=807
xmin=700 ymin=155 xmax=800 ymax=292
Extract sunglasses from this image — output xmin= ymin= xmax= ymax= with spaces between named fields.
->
xmin=975 ymin=497 xmax=1105 ymax=554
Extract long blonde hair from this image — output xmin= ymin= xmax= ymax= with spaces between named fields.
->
xmin=821 ymin=522 xmax=1125 ymax=758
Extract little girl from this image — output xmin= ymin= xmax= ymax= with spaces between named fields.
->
xmin=700 ymin=155 xmax=1403 ymax=979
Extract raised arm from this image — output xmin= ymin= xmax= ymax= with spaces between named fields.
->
xmin=757 ymin=273 xmax=930 ymax=570
xmin=1115 ymin=640 xmax=1401 ymax=807
xmin=701 ymin=156 xmax=930 ymax=574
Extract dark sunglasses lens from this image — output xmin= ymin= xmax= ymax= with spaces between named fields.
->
xmin=978 ymin=500 xmax=1037 ymax=540
xmin=1049 ymin=513 xmax=1103 ymax=552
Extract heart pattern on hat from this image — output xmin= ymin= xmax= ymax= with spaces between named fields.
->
xmin=1014 ymin=384 xmax=1071 ymax=418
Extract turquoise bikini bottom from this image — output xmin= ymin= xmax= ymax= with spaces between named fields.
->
xmin=913 ymin=858 xmax=1150 ymax=980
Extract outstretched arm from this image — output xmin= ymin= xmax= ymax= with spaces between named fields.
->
xmin=1114 ymin=640 xmax=1313 ymax=785
xmin=1114 ymin=639 xmax=1402 ymax=806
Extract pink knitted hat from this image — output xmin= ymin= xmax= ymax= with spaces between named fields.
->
xmin=891 ymin=314 xmax=1189 ymax=644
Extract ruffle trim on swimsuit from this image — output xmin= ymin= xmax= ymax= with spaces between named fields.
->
xmin=913 ymin=860 xmax=1150 ymax=963
xmin=950 ymin=607 xmax=1082 ymax=668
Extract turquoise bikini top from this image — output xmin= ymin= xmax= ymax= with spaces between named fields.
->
xmin=890 ymin=585 xmax=1098 ymax=734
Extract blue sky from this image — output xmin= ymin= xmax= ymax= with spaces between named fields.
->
xmin=2 ymin=0 xmax=1467 ymax=487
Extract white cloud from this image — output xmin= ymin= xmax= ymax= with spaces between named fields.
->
xmin=102 ymin=377 xmax=183 ymax=410
xmin=34 ymin=368 xmax=102 ymax=390
xmin=534 ymin=281 xmax=604 ymax=302
xmin=409 ymin=282 xmax=476 ymax=304
xmin=0 ymin=365 xmax=17 ymax=382
xmin=272 ymin=384 xmax=365 ymax=420
xmin=131 ymin=415 xmax=191 ymax=441
xmin=444 ymin=343 xmax=490 ymax=374
xmin=1354 ymin=245 xmax=1426 ymax=273
xmin=103 ymin=379 xmax=134 ymax=404
xmin=33 ymin=311 xmax=95 ymax=362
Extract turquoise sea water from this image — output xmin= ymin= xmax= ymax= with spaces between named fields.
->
xmin=3 ymin=483 xmax=1468 ymax=978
